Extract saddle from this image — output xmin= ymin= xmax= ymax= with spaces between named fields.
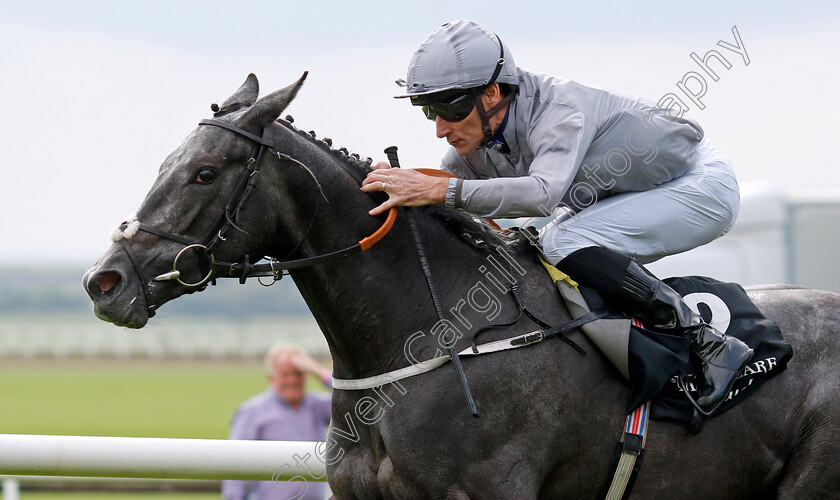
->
xmin=543 ymin=260 xmax=794 ymax=425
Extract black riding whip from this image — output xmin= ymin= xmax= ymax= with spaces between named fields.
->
xmin=384 ymin=146 xmax=479 ymax=417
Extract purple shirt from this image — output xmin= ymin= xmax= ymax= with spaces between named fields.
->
xmin=222 ymin=389 xmax=331 ymax=500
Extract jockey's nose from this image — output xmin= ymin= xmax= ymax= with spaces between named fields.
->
xmin=435 ymin=116 xmax=451 ymax=138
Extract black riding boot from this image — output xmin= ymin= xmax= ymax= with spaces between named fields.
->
xmin=557 ymin=247 xmax=754 ymax=415
xmin=616 ymin=259 xmax=754 ymax=413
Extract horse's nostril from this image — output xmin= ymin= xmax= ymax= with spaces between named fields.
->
xmin=96 ymin=272 xmax=121 ymax=294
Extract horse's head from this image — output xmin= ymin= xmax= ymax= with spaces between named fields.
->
xmin=83 ymin=73 xmax=310 ymax=328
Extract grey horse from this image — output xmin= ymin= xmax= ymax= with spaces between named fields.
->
xmin=83 ymin=74 xmax=840 ymax=499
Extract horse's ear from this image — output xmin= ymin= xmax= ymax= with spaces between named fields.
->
xmin=211 ymin=74 xmax=260 ymax=117
xmin=236 ymin=71 xmax=308 ymax=130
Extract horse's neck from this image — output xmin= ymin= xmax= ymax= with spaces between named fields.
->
xmin=259 ymin=135 xmax=421 ymax=377
xmin=269 ymin=131 xmax=549 ymax=380
xmin=288 ymin=210 xmax=464 ymax=379
xmin=289 ymin=207 xmax=516 ymax=380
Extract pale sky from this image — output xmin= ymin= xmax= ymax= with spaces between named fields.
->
xmin=1 ymin=0 xmax=838 ymax=264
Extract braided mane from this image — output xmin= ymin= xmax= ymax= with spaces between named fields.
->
xmin=276 ymin=115 xmax=373 ymax=183
xmin=273 ymin=115 xmax=531 ymax=256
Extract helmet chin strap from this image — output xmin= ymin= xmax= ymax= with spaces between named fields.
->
xmin=475 ymin=88 xmax=518 ymax=147
xmin=474 ymin=33 xmax=518 ymax=147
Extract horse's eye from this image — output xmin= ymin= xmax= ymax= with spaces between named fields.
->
xmin=195 ymin=168 xmax=216 ymax=184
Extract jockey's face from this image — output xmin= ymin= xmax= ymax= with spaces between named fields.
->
xmin=434 ymin=85 xmax=506 ymax=155
xmin=435 ymin=104 xmax=485 ymax=155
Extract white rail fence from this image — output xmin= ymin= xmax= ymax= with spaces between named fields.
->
xmin=0 ymin=434 xmax=327 ymax=499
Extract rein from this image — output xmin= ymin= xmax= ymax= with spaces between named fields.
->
xmin=384 ymin=146 xmax=479 ymax=417
xmin=115 ymin=118 xmax=397 ymax=312
xmin=117 ymin=118 xmax=592 ymax=417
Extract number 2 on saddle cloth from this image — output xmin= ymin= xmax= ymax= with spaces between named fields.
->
xmin=607 ymin=277 xmax=792 ymax=424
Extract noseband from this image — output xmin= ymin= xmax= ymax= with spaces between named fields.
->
xmin=115 ymin=118 xmax=396 ymax=314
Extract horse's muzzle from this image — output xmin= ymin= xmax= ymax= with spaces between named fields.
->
xmin=83 ymin=260 xmax=151 ymax=328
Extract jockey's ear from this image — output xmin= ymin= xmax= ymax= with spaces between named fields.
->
xmin=236 ymin=71 xmax=308 ymax=132
xmin=211 ymin=73 xmax=260 ymax=117
xmin=482 ymin=83 xmax=502 ymax=107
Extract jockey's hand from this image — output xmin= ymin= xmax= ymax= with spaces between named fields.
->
xmin=361 ymin=167 xmax=449 ymax=216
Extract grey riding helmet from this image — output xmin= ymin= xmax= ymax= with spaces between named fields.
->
xmin=395 ymin=20 xmax=518 ymax=101
xmin=397 ymin=20 xmax=519 ymax=145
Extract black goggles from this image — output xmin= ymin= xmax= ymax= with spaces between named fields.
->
xmin=413 ymin=91 xmax=477 ymax=122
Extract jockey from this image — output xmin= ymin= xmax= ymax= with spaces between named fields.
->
xmin=361 ymin=19 xmax=752 ymax=414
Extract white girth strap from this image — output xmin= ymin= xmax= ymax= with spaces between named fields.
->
xmin=331 ymin=328 xmax=546 ymax=391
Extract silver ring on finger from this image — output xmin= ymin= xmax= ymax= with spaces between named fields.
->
xmin=382 ymin=182 xmax=387 ymax=191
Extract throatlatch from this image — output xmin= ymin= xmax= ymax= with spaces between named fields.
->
xmin=477 ymin=34 xmax=519 ymax=147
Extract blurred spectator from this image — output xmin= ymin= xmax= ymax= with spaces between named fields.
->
xmin=222 ymin=343 xmax=332 ymax=500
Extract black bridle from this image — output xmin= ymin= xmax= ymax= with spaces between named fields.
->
xmin=116 ymin=118 xmax=586 ymax=418
xmin=116 ymin=118 xmax=485 ymax=416
xmin=116 ymin=118 xmax=396 ymax=314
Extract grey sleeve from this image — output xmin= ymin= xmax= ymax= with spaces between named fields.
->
xmin=455 ymin=106 xmax=595 ymax=218
xmin=441 ymin=146 xmax=482 ymax=209
xmin=440 ymin=147 xmax=482 ymax=179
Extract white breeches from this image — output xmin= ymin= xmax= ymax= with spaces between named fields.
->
xmin=539 ymin=137 xmax=740 ymax=265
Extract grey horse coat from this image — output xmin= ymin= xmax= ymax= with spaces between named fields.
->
xmin=83 ymin=74 xmax=840 ymax=499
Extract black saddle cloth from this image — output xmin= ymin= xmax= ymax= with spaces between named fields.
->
xmin=585 ymin=276 xmax=793 ymax=423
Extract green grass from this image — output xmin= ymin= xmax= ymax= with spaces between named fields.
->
xmin=0 ymin=359 xmax=329 ymax=498
xmin=0 ymin=359 xmax=270 ymax=438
